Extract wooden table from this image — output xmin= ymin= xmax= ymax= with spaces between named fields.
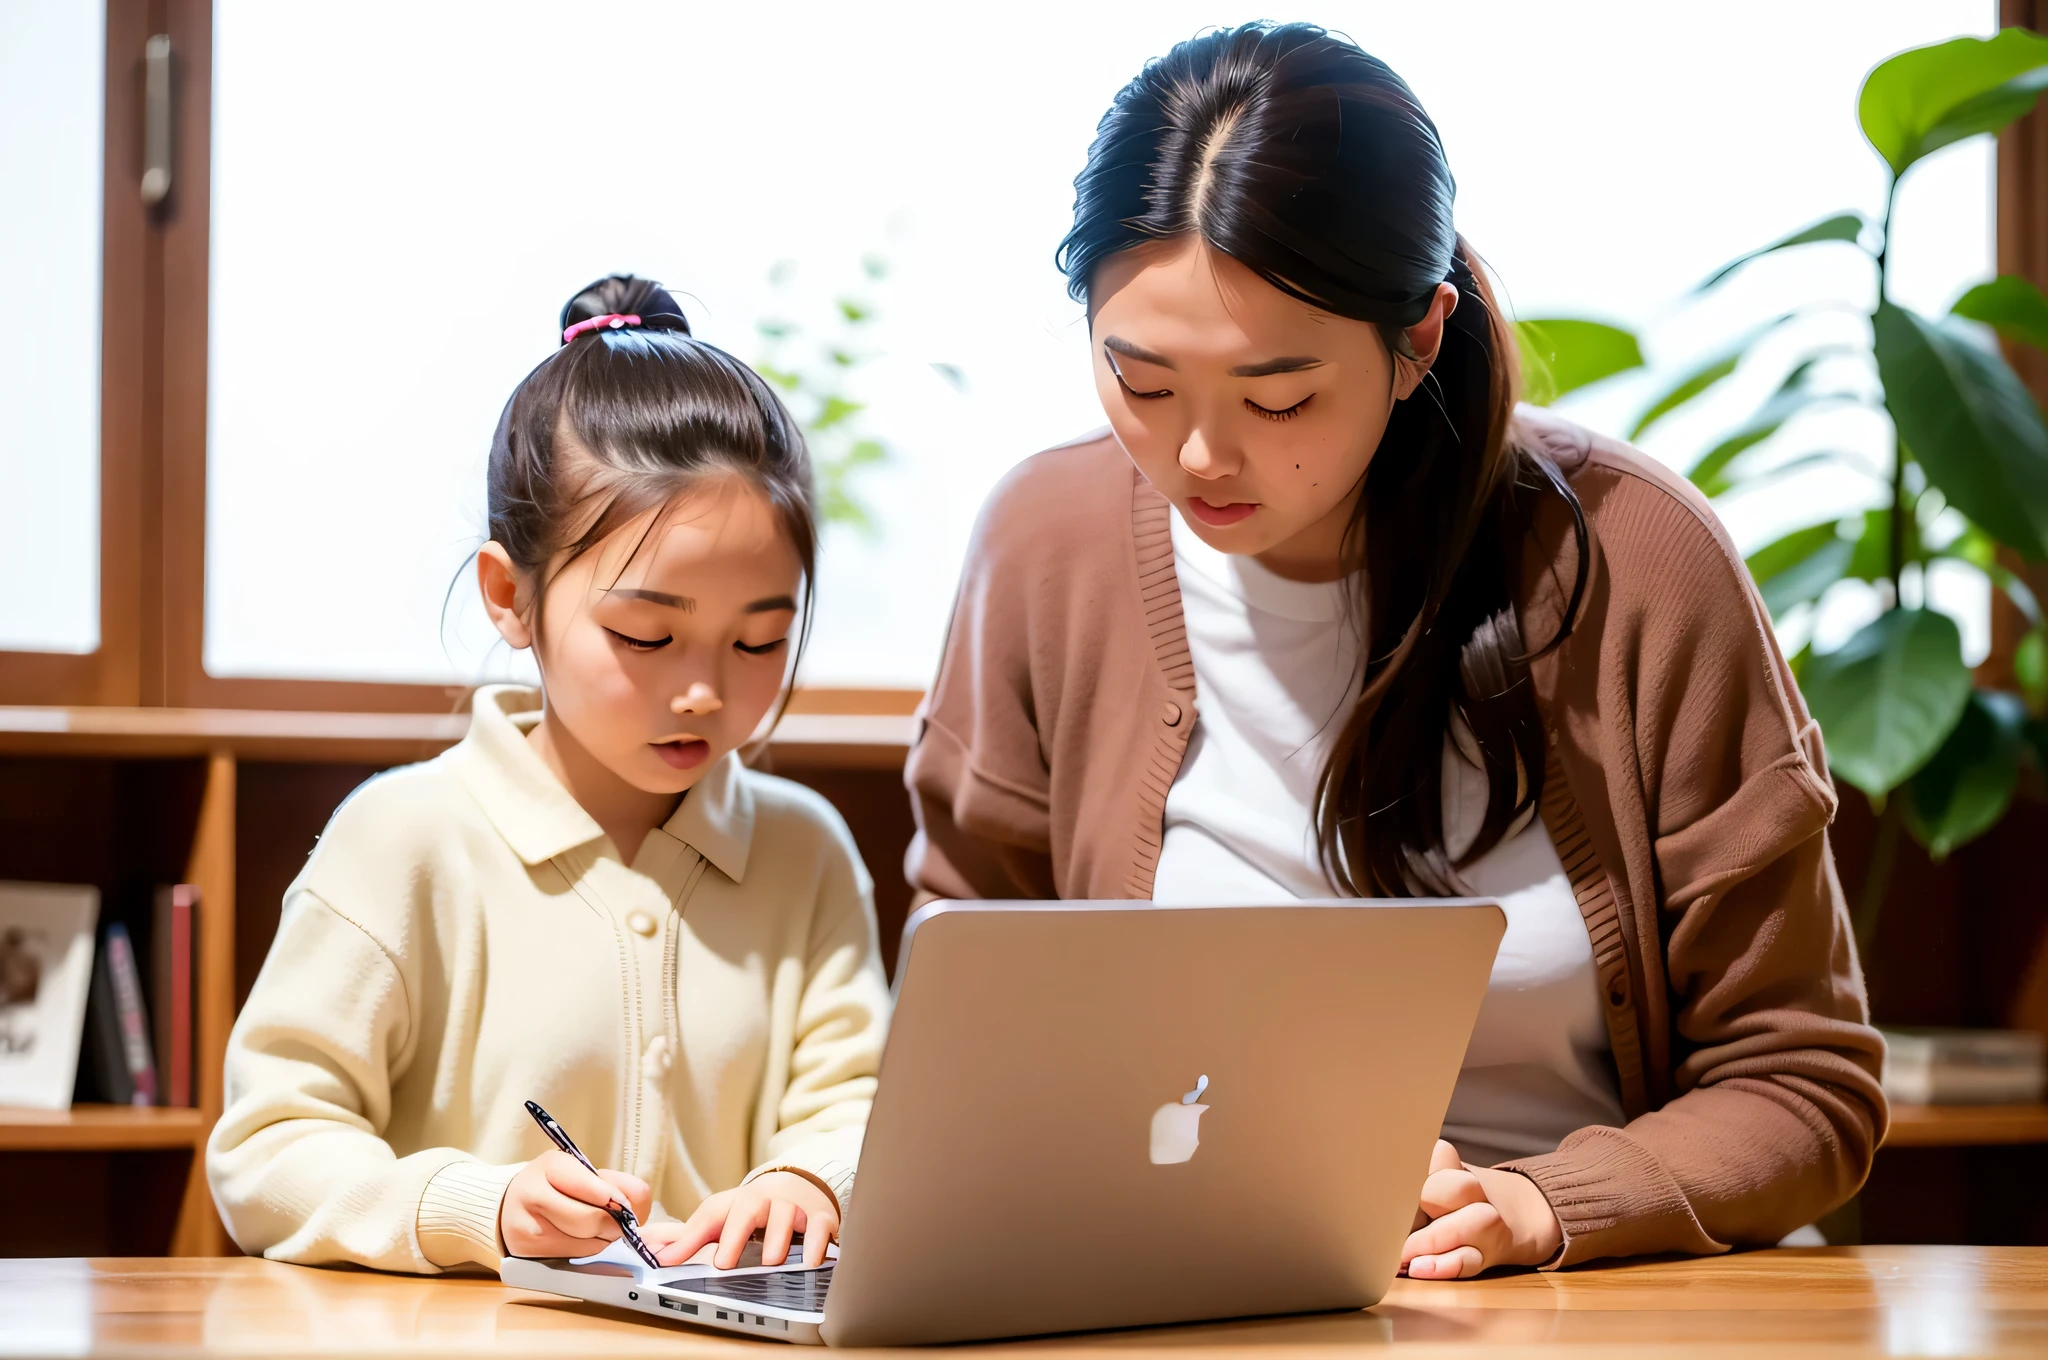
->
xmin=2 ymin=1248 xmax=2045 ymax=1357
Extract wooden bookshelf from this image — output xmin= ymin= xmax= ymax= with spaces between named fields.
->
xmin=1884 ymin=1104 xmax=2048 ymax=1148
xmin=0 ymin=705 xmax=916 ymax=769
xmin=0 ymin=1104 xmax=206 ymax=1152
xmin=0 ymin=702 xmax=916 ymax=1258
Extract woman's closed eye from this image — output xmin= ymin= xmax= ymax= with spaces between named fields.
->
xmin=1106 ymin=351 xmax=1172 ymax=400
xmin=735 ymin=637 xmax=788 ymax=656
xmin=605 ymin=627 xmax=671 ymax=652
xmin=1246 ymin=394 xmax=1312 ymax=421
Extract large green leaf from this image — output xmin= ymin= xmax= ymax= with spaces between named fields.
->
xmin=1952 ymin=274 xmax=2048 ymax=353
xmin=1801 ymin=607 xmax=1973 ymax=795
xmin=1859 ymin=29 xmax=2048 ymax=175
xmin=1687 ymin=380 xmax=1841 ymax=498
xmin=1745 ymin=521 xmax=1855 ymax=616
xmin=1696 ymin=214 xmax=1867 ymax=292
xmin=1874 ymin=300 xmax=2048 ymax=560
xmin=1903 ymin=690 xmax=2029 ymax=858
xmin=1516 ymin=319 xmax=1644 ymax=407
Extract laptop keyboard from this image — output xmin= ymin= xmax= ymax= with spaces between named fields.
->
xmin=672 ymin=1263 xmax=834 ymax=1312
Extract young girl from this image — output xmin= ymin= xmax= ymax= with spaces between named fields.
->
xmin=908 ymin=24 xmax=1884 ymax=1277
xmin=208 ymin=276 xmax=889 ymax=1275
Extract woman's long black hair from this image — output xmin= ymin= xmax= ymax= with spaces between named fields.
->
xmin=1058 ymin=22 xmax=1589 ymax=895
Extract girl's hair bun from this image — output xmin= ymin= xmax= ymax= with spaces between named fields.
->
xmin=558 ymin=274 xmax=691 ymax=341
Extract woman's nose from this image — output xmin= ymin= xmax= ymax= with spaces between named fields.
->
xmin=1178 ymin=425 xmax=1238 ymax=480
xmin=670 ymin=682 xmax=724 ymax=717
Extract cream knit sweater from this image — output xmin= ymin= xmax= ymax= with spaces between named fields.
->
xmin=206 ymin=686 xmax=890 ymax=1274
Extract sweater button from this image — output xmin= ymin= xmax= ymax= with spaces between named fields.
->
xmin=1162 ymin=701 xmax=1183 ymax=727
xmin=645 ymin=1035 xmax=672 ymax=1073
xmin=627 ymin=910 xmax=657 ymax=937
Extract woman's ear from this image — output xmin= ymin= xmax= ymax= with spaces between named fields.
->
xmin=1390 ymin=282 xmax=1461 ymax=401
xmin=478 ymin=542 xmax=535 ymax=651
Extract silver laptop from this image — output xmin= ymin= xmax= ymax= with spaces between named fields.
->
xmin=501 ymin=897 xmax=1503 ymax=1346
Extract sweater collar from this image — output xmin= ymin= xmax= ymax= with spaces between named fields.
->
xmin=454 ymin=686 xmax=754 ymax=882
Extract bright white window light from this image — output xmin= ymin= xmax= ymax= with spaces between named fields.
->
xmin=205 ymin=1 xmax=1994 ymax=687
xmin=0 ymin=0 xmax=103 ymax=656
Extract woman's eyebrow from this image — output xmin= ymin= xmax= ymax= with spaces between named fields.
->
xmin=1102 ymin=335 xmax=1175 ymax=369
xmin=1229 ymin=355 xmax=1324 ymax=377
xmin=746 ymin=595 xmax=798 ymax=614
xmin=609 ymin=587 xmax=697 ymax=612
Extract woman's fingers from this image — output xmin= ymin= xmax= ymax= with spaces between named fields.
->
xmin=761 ymin=1197 xmax=800 ymax=1268
xmin=1417 ymin=1167 xmax=1489 ymax=1220
xmin=1407 ymin=1244 xmax=1486 ymax=1280
xmin=1401 ymin=1201 xmax=1508 ymax=1280
xmin=1427 ymin=1139 xmax=1463 ymax=1176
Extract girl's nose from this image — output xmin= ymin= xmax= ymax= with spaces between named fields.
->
xmin=670 ymin=682 xmax=724 ymax=717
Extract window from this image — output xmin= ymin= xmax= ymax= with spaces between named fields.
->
xmin=2 ymin=0 xmax=2013 ymax=708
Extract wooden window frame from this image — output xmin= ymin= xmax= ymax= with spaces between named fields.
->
xmin=4 ymin=3 xmax=2039 ymax=715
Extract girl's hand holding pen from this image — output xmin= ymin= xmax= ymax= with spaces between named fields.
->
xmin=499 ymin=1151 xmax=653 ymax=1259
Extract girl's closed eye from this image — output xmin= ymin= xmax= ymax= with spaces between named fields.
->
xmin=1106 ymin=349 xmax=1172 ymax=400
xmin=735 ymin=636 xmax=787 ymax=656
xmin=605 ymin=627 xmax=671 ymax=652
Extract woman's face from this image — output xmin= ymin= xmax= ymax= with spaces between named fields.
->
xmin=1088 ymin=236 xmax=1454 ymax=581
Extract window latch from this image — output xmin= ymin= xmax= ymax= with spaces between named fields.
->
xmin=142 ymin=34 xmax=172 ymax=207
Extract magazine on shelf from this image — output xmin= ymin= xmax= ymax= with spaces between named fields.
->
xmin=0 ymin=882 xmax=101 ymax=1110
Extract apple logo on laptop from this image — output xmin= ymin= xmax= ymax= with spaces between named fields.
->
xmin=1149 ymin=1075 xmax=1209 ymax=1164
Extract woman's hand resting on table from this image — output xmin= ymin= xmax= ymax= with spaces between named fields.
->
xmin=1401 ymin=1139 xmax=1562 ymax=1279
xmin=499 ymin=1150 xmax=653 ymax=1260
xmin=640 ymin=1171 xmax=840 ymax=1269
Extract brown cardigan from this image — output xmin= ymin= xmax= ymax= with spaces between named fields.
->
xmin=903 ymin=409 xmax=1887 ymax=1268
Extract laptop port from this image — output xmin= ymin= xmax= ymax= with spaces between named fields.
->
xmin=657 ymin=1296 xmax=698 ymax=1315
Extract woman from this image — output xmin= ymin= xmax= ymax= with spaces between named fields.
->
xmin=905 ymin=23 xmax=1884 ymax=1277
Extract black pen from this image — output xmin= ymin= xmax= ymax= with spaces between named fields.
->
xmin=524 ymin=1099 xmax=663 ymax=1270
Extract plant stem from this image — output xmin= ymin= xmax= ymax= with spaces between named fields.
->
xmin=1875 ymin=172 xmax=1906 ymax=599
xmin=1853 ymin=793 xmax=1902 ymax=964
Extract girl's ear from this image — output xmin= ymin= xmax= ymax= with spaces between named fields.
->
xmin=478 ymin=542 xmax=535 ymax=651
xmin=1390 ymin=282 xmax=1461 ymax=401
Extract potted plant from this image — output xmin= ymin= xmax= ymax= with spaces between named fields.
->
xmin=1517 ymin=28 xmax=2048 ymax=945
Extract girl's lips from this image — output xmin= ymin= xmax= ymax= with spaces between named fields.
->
xmin=652 ymin=738 xmax=711 ymax=770
xmin=1187 ymin=496 xmax=1259 ymax=527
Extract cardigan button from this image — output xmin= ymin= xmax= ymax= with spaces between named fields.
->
xmin=627 ymin=910 xmax=657 ymax=937
xmin=1606 ymin=980 xmax=1630 ymax=1008
xmin=1162 ymin=701 xmax=1183 ymax=727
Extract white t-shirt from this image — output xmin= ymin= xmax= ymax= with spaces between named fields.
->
xmin=1151 ymin=509 xmax=1626 ymax=1167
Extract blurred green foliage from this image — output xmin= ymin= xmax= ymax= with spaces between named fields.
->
xmin=1518 ymin=28 xmax=2048 ymax=894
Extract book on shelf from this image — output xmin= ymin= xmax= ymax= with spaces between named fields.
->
xmin=84 ymin=922 xmax=157 ymax=1107
xmin=1880 ymin=1027 xmax=2047 ymax=1106
xmin=152 ymin=885 xmax=197 ymax=1108
xmin=0 ymin=882 xmax=100 ymax=1111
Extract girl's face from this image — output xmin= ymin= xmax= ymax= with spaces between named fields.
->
xmin=1088 ymin=236 xmax=1455 ymax=581
xmin=491 ymin=475 xmax=802 ymax=797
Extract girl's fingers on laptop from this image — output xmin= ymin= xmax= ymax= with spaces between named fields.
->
xmin=802 ymin=1206 xmax=840 ymax=1268
xmin=761 ymin=1197 xmax=800 ymax=1267
xmin=1405 ymin=1243 xmax=1486 ymax=1279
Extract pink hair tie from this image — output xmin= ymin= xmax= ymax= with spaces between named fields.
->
xmin=562 ymin=312 xmax=642 ymax=344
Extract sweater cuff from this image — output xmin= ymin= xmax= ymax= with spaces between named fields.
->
xmin=1498 ymin=1126 xmax=1728 ymax=1269
xmin=417 ymin=1160 xmax=523 ymax=1271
